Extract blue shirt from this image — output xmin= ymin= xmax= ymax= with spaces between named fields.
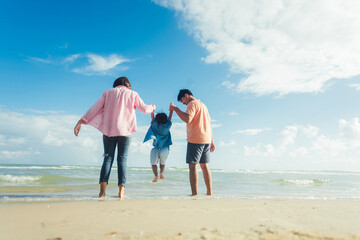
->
xmin=143 ymin=118 xmax=172 ymax=149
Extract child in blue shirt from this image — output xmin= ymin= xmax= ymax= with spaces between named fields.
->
xmin=143 ymin=110 xmax=173 ymax=182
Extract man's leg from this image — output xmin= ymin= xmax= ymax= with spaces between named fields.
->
xmin=200 ymin=163 xmax=212 ymax=195
xmin=189 ymin=163 xmax=198 ymax=196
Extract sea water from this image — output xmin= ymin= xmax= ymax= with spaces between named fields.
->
xmin=1 ymin=164 xmax=359 ymax=202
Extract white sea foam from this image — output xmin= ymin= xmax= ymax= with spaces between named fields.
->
xmin=211 ymin=169 xmax=360 ymax=176
xmin=0 ymin=174 xmax=41 ymax=183
xmin=281 ymin=179 xmax=330 ymax=185
xmin=0 ymin=165 xmax=99 ymax=170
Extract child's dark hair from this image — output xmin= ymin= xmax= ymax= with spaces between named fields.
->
xmin=113 ymin=76 xmax=131 ymax=89
xmin=177 ymin=89 xmax=193 ymax=101
xmin=155 ymin=113 xmax=168 ymax=125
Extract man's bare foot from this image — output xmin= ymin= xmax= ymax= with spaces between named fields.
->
xmin=160 ymin=173 xmax=164 ymax=179
xmin=152 ymin=176 xmax=159 ymax=182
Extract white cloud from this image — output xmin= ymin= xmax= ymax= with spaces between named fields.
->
xmin=219 ymin=140 xmax=236 ymax=147
xmin=0 ymin=107 xmax=189 ymax=166
xmin=229 ymin=111 xmax=239 ymax=116
xmin=312 ymin=135 xmax=346 ymax=157
xmin=154 ymin=0 xmax=360 ymax=95
xmin=299 ymin=125 xmax=319 ymax=138
xmin=129 ymin=134 xmax=153 ymax=155
xmin=349 ymin=83 xmax=360 ymax=91
xmin=27 ymin=57 xmax=51 ymax=64
xmin=0 ymin=108 xmax=103 ymax=164
xmin=244 ymin=143 xmax=278 ymax=157
xmin=0 ymin=135 xmax=26 ymax=146
xmin=222 ymin=81 xmax=236 ymax=89
xmin=234 ymin=128 xmax=271 ymax=135
xmin=211 ymin=119 xmax=222 ymax=128
xmin=170 ymin=122 xmax=187 ymax=140
xmin=278 ymin=125 xmax=298 ymax=147
xmin=72 ymin=53 xmax=130 ymax=75
xmin=23 ymin=109 xmax=64 ymax=115
xmin=243 ymin=120 xmax=360 ymax=166
xmin=63 ymin=54 xmax=81 ymax=63
xmin=27 ymin=53 xmax=131 ymax=76
xmin=0 ymin=148 xmax=40 ymax=160
xmin=289 ymin=147 xmax=308 ymax=158
xmin=338 ymin=118 xmax=360 ymax=147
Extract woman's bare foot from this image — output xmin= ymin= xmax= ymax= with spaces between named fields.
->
xmin=99 ymin=182 xmax=107 ymax=198
xmin=152 ymin=176 xmax=159 ymax=182
xmin=160 ymin=173 xmax=164 ymax=179
xmin=118 ymin=185 xmax=125 ymax=198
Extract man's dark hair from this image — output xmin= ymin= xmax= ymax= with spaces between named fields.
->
xmin=155 ymin=113 xmax=168 ymax=125
xmin=177 ymin=89 xmax=193 ymax=101
xmin=113 ymin=76 xmax=131 ymax=89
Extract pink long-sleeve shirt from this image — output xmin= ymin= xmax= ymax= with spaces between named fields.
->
xmin=81 ymin=85 xmax=154 ymax=137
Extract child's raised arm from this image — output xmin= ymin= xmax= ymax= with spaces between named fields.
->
xmin=168 ymin=110 xmax=173 ymax=121
xmin=151 ymin=111 xmax=155 ymax=119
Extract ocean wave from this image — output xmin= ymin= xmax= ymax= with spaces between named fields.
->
xmin=0 ymin=165 xmax=100 ymax=170
xmin=273 ymin=178 xmax=330 ymax=185
xmin=0 ymin=174 xmax=92 ymax=185
xmin=1 ymin=194 xmax=360 ymax=203
xmin=0 ymin=174 xmax=41 ymax=183
xmin=1 ymin=164 xmax=359 ymax=176
xmin=211 ymin=169 xmax=360 ymax=176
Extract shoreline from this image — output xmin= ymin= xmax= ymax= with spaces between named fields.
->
xmin=1 ymin=199 xmax=359 ymax=239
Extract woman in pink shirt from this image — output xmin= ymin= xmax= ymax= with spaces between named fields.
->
xmin=74 ymin=77 xmax=155 ymax=198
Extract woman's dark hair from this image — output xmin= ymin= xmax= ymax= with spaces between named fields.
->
xmin=113 ymin=76 xmax=131 ymax=89
xmin=155 ymin=113 xmax=168 ymax=125
xmin=177 ymin=89 xmax=193 ymax=101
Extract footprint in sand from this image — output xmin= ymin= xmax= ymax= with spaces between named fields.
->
xmin=105 ymin=232 xmax=117 ymax=236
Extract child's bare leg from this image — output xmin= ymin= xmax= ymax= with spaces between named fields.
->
xmin=99 ymin=182 xmax=107 ymax=197
xmin=118 ymin=184 xmax=125 ymax=198
xmin=152 ymin=165 xmax=158 ymax=182
xmin=160 ymin=164 xmax=165 ymax=179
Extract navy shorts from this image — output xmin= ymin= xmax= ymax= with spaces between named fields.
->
xmin=186 ymin=142 xmax=210 ymax=164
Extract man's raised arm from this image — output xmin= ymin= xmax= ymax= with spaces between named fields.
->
xmin=169 ymin=103 xmax=190 ymax=123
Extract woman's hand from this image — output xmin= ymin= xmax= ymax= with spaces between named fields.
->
xmin=74 ymin=119 xmax=85 ymax=136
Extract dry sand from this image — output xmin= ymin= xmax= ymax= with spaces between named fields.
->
xmin=1 ymin=199 xmax=359 ymax=240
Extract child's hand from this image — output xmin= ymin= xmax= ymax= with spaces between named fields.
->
xmin=169 ymin=102 xmax=176 ymax=111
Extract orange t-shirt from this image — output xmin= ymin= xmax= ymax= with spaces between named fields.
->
xmin=186 ymin=99 xmax=212 ymax=144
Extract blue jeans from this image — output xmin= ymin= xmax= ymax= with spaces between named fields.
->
xmin=99 ymin=135 xmax=130 ymax=186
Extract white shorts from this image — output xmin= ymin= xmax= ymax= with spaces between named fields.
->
xmin=150 ymin=147 xmax=169 ymax=165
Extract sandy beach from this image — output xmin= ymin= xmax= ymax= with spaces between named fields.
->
xmin=1 ymin=199 xmax=359 ymax=240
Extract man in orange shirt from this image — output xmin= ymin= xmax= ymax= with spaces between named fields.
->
xmin=170 ymin=89 xmax=215 ymax=196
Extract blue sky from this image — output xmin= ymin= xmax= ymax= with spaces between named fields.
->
xmin=1 ymin=0 xmax=360 ymax=171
